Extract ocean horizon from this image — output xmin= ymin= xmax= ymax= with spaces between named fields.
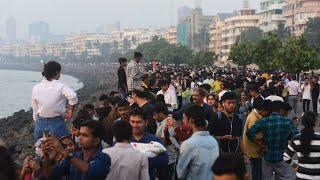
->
xmin=0 ymin=69 xmax=83 ymax=119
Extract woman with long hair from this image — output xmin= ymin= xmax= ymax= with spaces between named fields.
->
xmin=284 ymin=112 xmax=320 ymax=179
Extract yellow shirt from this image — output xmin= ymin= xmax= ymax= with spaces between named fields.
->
xmin=213 ymin=80 xmax=222 ymax=93
xmin=243 ymin=109 xmax=264 ymax=158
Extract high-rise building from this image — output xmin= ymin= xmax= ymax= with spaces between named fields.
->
xmin=188 ymin=8 xmax=213 ymax=49
xmin=283 ymin=0 xmax=320 ymax=36
xmin=6 ymin=17 xmax=16 ymax=43
xmin=177 ymin=22 xmax=188 ymax=45
xmin=178 ymin=6 xmax=192 ymax=23
xmin=257 ymin=0 xmax=286 ymax=32
xmin=29 ymin=21 xmax=50 ymax=42
xmin=165 ymin=26 xmax=178 ymax=44
xmin=209 ymin=1 xmax=259 ymax=63
xmin=209 ymin=13 xmax=235 ymax=57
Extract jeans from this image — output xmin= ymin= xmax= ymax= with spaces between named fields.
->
xmin=34 ymin=116 xmax=69 ymax=142
xmin=262 ymin=160 xmax=292 ymax=180
xmin=250 ymin=158 xmax=262 ymax=180
xmin=288 ymin=95 xmax=298 ymax=117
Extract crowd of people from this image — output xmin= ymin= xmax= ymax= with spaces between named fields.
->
xmin=1 ymin=51 xmax=320 ymax=180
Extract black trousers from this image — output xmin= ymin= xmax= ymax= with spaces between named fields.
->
xmin=302 ymin=99 xmax=311 ymax=113
xmin=312 ymin=97 xmax=318 ymax=115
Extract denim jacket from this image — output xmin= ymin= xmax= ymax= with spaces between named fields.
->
xmin=176 ymin=131 xmax=219 ymax=180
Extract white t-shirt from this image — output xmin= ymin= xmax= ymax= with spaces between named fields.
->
xmin=301 ymin=84 xmax=311 ymax=100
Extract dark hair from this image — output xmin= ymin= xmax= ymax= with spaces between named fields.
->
xmin=129 ymin=107 xmax=147 ymax=121
xmin=247 ymin=82 xmax=260 ymax=93
xmin=301 ymin=112 xmax=317 ymax=156
xmin=212 ymin=153 xmax=246 ymax=180
xmin=99 ymin=94 xmax=110 ymax=101
xmin=118 ymin=58 xmax=127 ymax=64
xmin=221 ymin=92 xmax=236 ymax=102
xmin=0 ymin=146 xmax=16 ymax=180
xmin=194 ymin=88 xmax=206 ymax=98
xmin=153 ymin=103 xmax=169 ymax=116
xmin=113 ymin=120 xmax=132 ymax=142
xmin=133 ymin=87 xmax=149 ymax=99
xmin=256 ymin=100 xmax=272 ymax=112
xmin=115 ymin=99 xmax=130 ymax=108
xmin=271 ymin=101 xmax=284 ymax=112
xmin=184 ymin=104 xmax=206 ymax=128
xmin=73 ymin=109 xmax=91 ymax=129
xmin=80 ymin=120 xmax=105 ymax=142
xmin=142 ymin=74 xmax=149 ymax=82
xmin=282 ymin=102 xmax=292 ymax=111
xmin=83 ymin=104 xmax=94 ymax=111
xmin=42 ymin=61 xmax=61 ymax=81
xmin=158 ymin=79 xmax=170 ymax=87
xmin=156 ymin=94 xmax=165 ymax=104
xmin=134 ymin=52 xmax=143 ymax=59
xmin=96 ymin=107 xmax=112 ymax=121
xmin=200 ymin=84 xmax=211 ymax=92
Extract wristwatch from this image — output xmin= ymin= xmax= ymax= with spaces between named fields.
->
xmin=66 ymin=152 xmax=75 ymax=162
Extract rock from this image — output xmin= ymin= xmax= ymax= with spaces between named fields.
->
xmin=0 ymin=63 xmax=117 ymax=165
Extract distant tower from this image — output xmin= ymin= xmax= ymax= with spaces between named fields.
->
xmin=6 ymin=17 xmax=16 ymax=43
xmin=195 ymin=0 xmax=202 ymax=10
xmin=243 ymin=0 xmax=249 ymax=9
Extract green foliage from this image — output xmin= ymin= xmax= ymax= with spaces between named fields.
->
xmin=134 ymin=36 xmax=214 ymax=66
xmin=237 ymin=27 xmax=264 ymax=43
xmin=229 ymin=42 xmax=255 ymax=66
xmin=276 ymin=36 xmax=318 ymax=73
xmin=305 ymin=17 xmax=320 ymax=53
xmin=229 ymin=28 xmax=319 ymax=73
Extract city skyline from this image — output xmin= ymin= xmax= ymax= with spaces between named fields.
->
xmin=0 ymin=0 xmax=259 ymax=38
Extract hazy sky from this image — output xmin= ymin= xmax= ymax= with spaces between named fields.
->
xmin=0 ymin=0 xmax=259 ymax=38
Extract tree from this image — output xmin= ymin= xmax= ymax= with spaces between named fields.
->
xmin=237 ymin=27 xmax=264 ymax=43
xmin=275 ymin=21 xmax=291 ymax=39
xmin=229 ymin=41 xmax=255 ymax=66
xmin=305 ymin=17 xmax=320 ymax=53
xmin=99 ymin=43 xmax=112 ymax=60
xmin=277 ymin=36 xmax=318 ymax=73
xmin=253 ymin=32 xmax=282 ymax=70
xmin=190 ymin=51 xmax=215 ymax=67
xmin=123 ymin=38 xmax=131 ymax=53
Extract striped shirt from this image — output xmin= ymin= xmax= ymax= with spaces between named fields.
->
xmin=284 ymin=133 xmax=320 ymax=180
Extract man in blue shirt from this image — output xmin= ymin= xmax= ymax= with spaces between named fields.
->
xmin=129 ymin=107 xmax=169 ymax=180
xmin=41 ymin=120 xmax=111 ymax=180
xmin=176 ymin=104 xmax=219 ymax=180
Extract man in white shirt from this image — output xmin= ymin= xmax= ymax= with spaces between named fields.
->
xmin=156 ymin=79 xmax=178 ymax=112
xmin=300 ymin=77 xmax=311 ymax=113
xmin=32 ymin=61 xmax=78 ymax=142
xmin=285 ymin=76 xmax=300 ymax=117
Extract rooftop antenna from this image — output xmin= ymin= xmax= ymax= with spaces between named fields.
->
xmin=195 ymin=0 xmax=202 ymax=10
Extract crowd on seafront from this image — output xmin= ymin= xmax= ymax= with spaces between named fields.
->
xmin=1 ymin=52 xmax=320 ymax=180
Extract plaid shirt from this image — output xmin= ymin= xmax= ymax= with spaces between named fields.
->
xmin=126 ymin=60 xmax=145 ymax=92
xmin=246 ymin=112 xmax=299 ymax=163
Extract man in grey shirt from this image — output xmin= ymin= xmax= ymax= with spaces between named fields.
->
xmin=103 ymin=120 xmax=149 ymax=180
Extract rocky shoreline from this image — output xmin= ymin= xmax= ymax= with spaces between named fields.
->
xmin=0 ymin=62 xmax=118 ymax=165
